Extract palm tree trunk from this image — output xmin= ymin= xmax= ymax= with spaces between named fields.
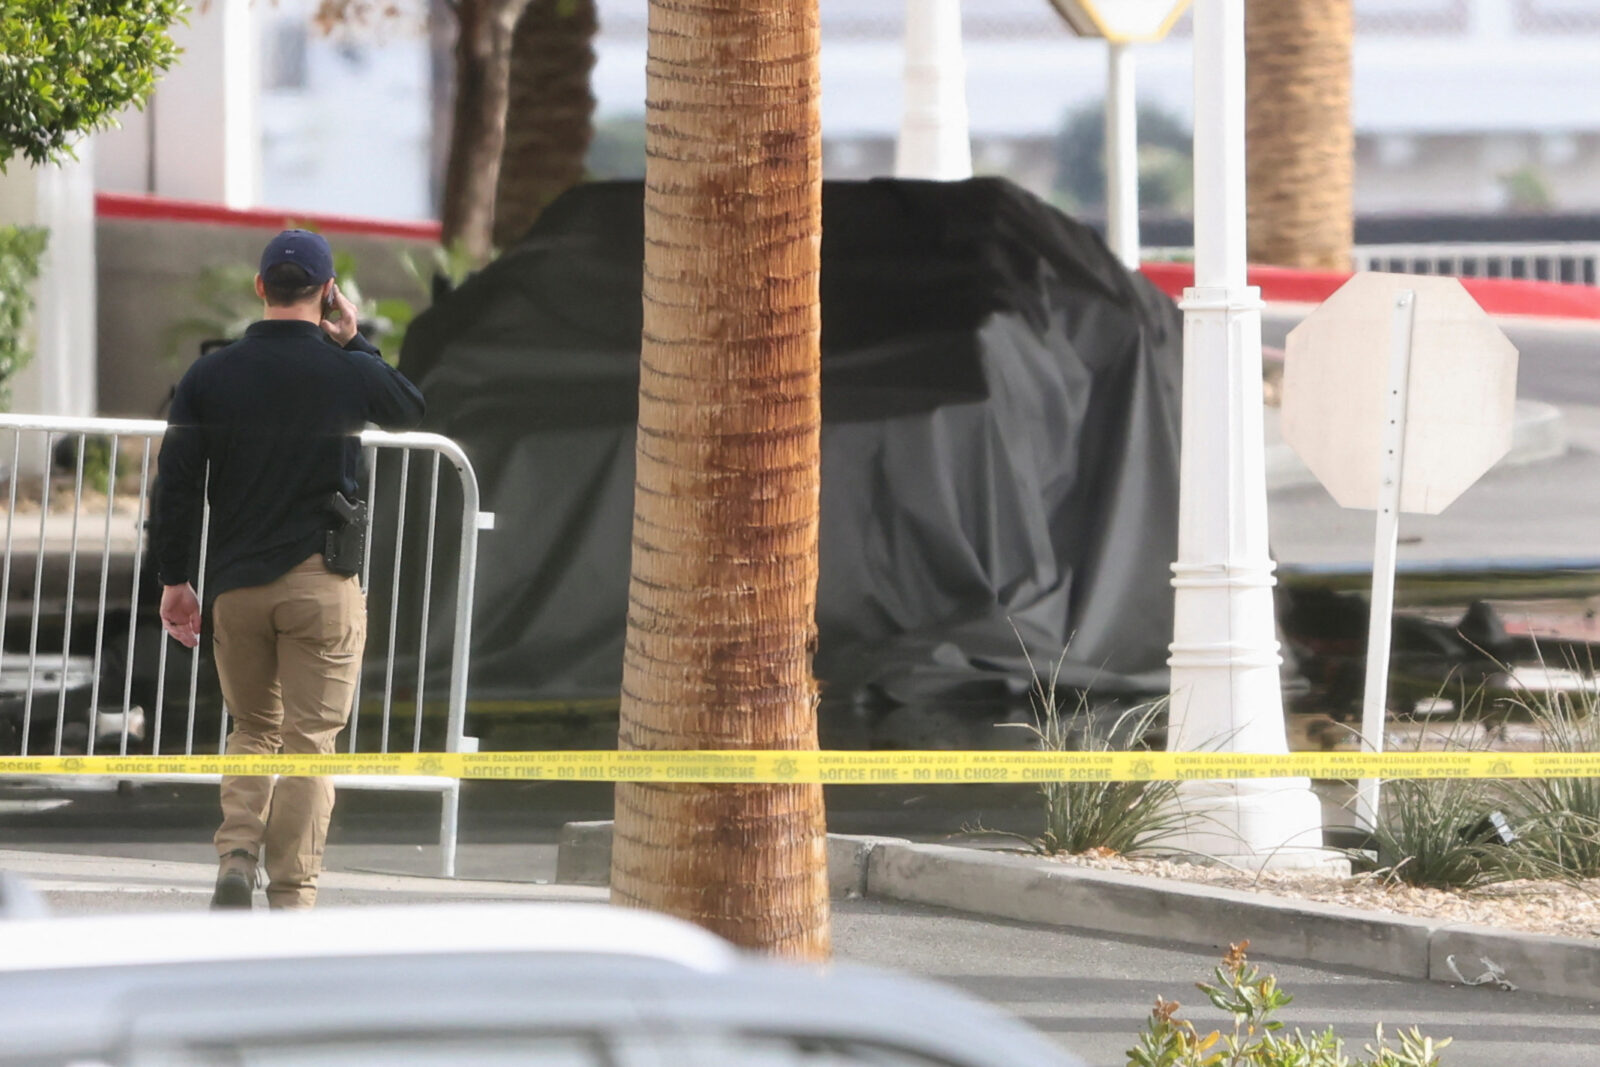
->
xmin=439 ymin=0 xmax=530 ymax=261
xmin=1246 ymin=0 xmax=1354 ymax=270
xmin=610 ymin=0 xmax=830 ymax=960
xmin=492 ymin=0 xmax=598 ymax=249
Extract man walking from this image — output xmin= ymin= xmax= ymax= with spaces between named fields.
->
xmin=153 ymin=230 xmax=425 ymax=910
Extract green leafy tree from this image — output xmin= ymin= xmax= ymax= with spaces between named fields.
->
xmin=0 ymin=226 xmax=48 ymax=409
xmin=0 ymin=0 xmax=186 ymax=168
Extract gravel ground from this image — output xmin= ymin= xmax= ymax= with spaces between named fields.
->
xmin=1047 ymin=851 xmax=1600 ymax=940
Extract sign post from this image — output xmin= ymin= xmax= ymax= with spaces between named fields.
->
xmin=1283 ymin=273 xmax=1519 ymax=831
xmin=1356 ymin=290 xmax=1416 ymax=828
xmin=1047 ymin=1 xmax=1192 ymax=269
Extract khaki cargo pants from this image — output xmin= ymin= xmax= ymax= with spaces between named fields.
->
xmin=212 ymin=555 xmax=366 ymax=909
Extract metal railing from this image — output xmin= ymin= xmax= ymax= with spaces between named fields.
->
xmin=0 ymin=414 xmax=490 ymax=876
xmin=1142 ymin=243 xmax=1600 ymax=289
xmin=1352 ymin=242 xmax=1600 ymax=287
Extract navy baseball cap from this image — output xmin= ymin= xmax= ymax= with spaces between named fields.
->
xmin=259 ymin=229 xmax=335 ymax=284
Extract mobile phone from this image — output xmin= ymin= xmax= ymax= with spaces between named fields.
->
xmin=323 ymin=284 xmax=338 ymax=315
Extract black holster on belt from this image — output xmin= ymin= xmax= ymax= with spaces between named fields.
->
xmin=323 ymin=491 xmax=367 ymax=578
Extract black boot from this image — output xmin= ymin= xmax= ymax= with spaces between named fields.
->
xmin=210 ymin=849 xmax=258 ymax=910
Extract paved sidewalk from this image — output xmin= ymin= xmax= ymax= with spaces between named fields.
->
xmin=0 ymin=847 xmax=605 ymax=914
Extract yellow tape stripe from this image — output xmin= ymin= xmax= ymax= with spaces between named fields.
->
xmin=0 ymin=751 xmax=1594 ymax=783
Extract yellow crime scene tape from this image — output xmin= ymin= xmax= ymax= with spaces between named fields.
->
xmin=0 ymin=750 xmax=1597 ymax=783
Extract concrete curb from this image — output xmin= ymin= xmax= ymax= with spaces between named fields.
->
xmin=555 ymin=824 xmax=1600 ymax=1001
xmin=1265 ymin=398 xmax=1566 ymax=492
xmin=865 ymin=841 xmax=1439 ymax=980
xmin=553 ymin=821 xmax=902 ymax=901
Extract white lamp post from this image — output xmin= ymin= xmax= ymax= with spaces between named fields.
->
xmin=1104 ymin=41 xmax=1139 ymax=269
xmin=1047 ymin=2 xmax=1191 ymax=267
xmin=895 ymin=0 xmax=973 ymax=180
xmin=1164 ymin=0 xmax=1328 ymax=867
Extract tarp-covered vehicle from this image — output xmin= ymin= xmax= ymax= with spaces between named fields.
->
xmin=398 ymin=178 xmax=1186 ymax=744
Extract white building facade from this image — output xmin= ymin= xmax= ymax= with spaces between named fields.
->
xmin=83 ymin=0 xmax=1600 ymax=221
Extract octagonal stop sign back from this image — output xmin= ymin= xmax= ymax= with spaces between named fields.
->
xmin=1282 ymin=272 xmax=1519 ymax=516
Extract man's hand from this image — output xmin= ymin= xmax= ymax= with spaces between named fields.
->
xmin=160 ymin=583 xmax=202 ymax=649
xmin=319 ymin=283 xmax=360 ymax=346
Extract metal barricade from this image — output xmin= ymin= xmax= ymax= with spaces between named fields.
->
xmin=0 ymin=414 xmax=489 ymax=876
xmin=1352 ymin=242 xmax=1600 ymax=287
xmin=1147 ymin=244 xmax=1600 ymax=288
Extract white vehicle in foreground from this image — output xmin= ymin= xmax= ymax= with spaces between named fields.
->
xmin=0 ymin=900 xmax=1085 ymax=1067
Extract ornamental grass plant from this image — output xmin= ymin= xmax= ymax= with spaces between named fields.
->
xmin=1351 ymin=665 xmax=1594 ymax=891
xmin=999 ymin=641 xmax=1190 ymax=857
xmin=1366 ymin=768 xmax=1552 ymax=891
xmin=1497 ymin=655 xmax=1600 ymax=880
xmin=1362 ymin=697 xmax=1567 ymax=891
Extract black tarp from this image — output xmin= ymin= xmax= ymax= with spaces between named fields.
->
xmin=398 ymin=177 xmax=1184 ymax=730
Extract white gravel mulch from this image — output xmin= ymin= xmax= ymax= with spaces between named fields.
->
xmin=1043 ymin=850 xmax=1600 ymax=941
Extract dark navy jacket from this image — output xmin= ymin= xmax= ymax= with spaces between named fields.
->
xmin=153 ymin=320 xmax=425 ymax=598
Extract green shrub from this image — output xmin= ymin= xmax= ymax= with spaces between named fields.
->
xmin=0 ymin=0 xmax=185 ymax=167
xmin=164 ymin=261 xmax=259 ymax=364
xmin=379 ymin=238 xmax=485 ymax=356
xmin=167 ymin=239 xmax=481 ymax=367
xmin=0 ymin=225 xmax=48 ymax=410
xmin=1128 ymin=941 xmax=1451 ymax=1067
xmin=75 ymin=434 xmax=138 ymax=496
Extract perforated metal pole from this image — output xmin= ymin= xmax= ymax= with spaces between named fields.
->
xmin=1355 ymin=290 xmax=1417 ymax=831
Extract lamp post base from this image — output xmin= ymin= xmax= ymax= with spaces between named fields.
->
xmin=1165 ymin=777 xmax=1345 ymax=873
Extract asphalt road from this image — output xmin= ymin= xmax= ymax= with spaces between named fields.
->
xmin=1269 ymin=404 xmax=1600 ymax=565
xmin=834 ymin=898 xmax=1600 ymax=1067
